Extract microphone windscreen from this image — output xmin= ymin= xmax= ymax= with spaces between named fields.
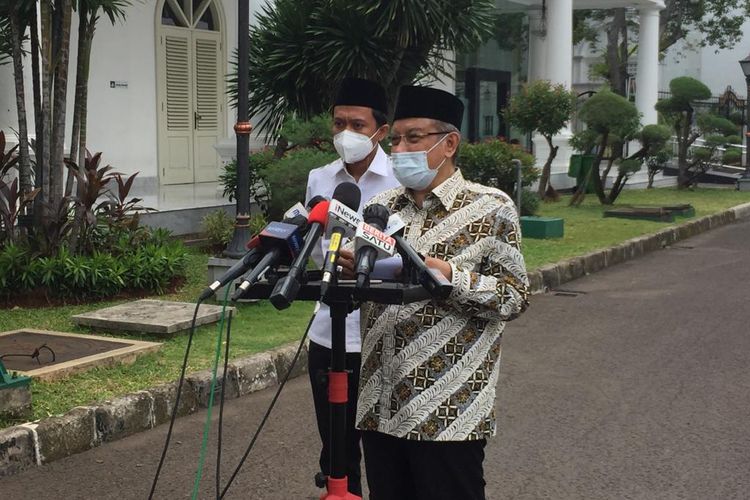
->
xmin=283 ymin=214 xmax=308 ymax=228
xmin=332 ymin=182 xmax=361 ymax=211
xmin=307 ymin=200 xmax=330 ymax=225
xmin=245 ymin=235 xmax=260 ymax=250
xmin=307 ymin=195 xmax=327 ymax=210
xmin=363 ymin=204 xmax=390 ymax=231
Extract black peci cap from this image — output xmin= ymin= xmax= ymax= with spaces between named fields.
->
xmin=393 ymin=85 xmax=464 ymax=129
xmin=334 ymin=77 xmax=388 ymax=116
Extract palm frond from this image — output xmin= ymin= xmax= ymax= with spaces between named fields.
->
xmin=228 ymin=0 xmax=496 ymax=138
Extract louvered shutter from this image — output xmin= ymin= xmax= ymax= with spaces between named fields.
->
xmin=158 ymin=28 xmax=193 ymax=184
xmin=193 ymin=31 xmax=222 ymax=182
xmin=166 ymin=36 xmax=190 ymax=131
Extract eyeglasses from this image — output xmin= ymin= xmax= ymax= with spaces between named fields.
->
xmin=389 ymin=131 xmax=447 ymax=147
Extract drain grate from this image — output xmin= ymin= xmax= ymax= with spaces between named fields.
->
xmin=551 ymin=289 xmax=588 ymax=297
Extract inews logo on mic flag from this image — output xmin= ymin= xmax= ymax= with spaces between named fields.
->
xmin=328 ymin=199 xmax=362 ymax=230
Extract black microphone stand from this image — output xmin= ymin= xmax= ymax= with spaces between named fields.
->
xmin=236 ymin=267 xmax=450 ymax=500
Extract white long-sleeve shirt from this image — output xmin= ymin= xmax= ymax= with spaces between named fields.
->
xmin=304 ymin=145 xmax=401 ymax=352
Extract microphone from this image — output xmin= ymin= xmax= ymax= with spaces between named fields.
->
xmin=319 ymin=183 xmax=363 ymax=297
xmin=306 ymin=195 xmax=328 ymax=210
xmin=270 ymin=182 xmax=361 ymax=309
xmin=387 ymin=213 xmax=453 ymax=299
xmin=231 ymin=215 xmax=307 ymax=301
xmin=198 ymin=206 xmax=309 ymax=301
xmin=199 ymin=238 xmax=262 ymax=301
xmin=283 ymin=202 xmax=309 ymax=220
xmin=354 ymin=204 xmax=396 ymax=289
xmin=267 ymin=200 xmax=331 ymax=309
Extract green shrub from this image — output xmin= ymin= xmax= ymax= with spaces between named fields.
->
xmin=261 ymin=148 xmax=338 ymax=220
xmin=0 ymin=243 xmax=29 ymax=291
xmin=519 ymin=189 xmax=540 ymax=216
xmin=279 ymin=113 xmax=334 ymax=151
xmin=724 ymin=135 xmax=742 ymax=145
xmin=121 ymin=242 xmax=187 ymax=294
xmin=219 ymin=149 xmax=274 ymax=204
xmin=723 ymin=147 xmax=742 ymax=165
xmin=248 ymin=213 xmax=268 ymax=234
xmin=0 ymin=234 xmax=188 ymax=300
xmin=458 ymin=139 xmax=538 ymax=195
xmin=201 ymin=210 xmax=235 ymax=248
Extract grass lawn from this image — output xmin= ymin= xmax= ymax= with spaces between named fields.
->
xmin=1 ymin=187 xmax=749 ymax=428
xmin=0 ymin=252 xmax=314 ymax=427
xmin=522 ymin=187 xmax=750 ymax=269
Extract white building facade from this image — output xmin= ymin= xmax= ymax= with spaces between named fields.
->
xmin=1 ymin=0 xmax=667 ymax=197
xmin=0 ymin=0 xmax=272 ymax=210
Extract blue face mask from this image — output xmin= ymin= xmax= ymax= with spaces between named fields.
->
xmin=391 ymin=134 xmax=448 ymax=191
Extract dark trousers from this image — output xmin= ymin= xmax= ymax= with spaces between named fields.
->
xmin=308 ymin=340 xmax=362 ymax=496
xmin=361 ymin=430 xmax=487 ymax=500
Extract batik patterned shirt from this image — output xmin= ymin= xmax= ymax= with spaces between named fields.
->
xmin=356 ymin=169 xmax=529 ymax=441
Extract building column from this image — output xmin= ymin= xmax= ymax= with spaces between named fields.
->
xmin=533 ymin=0 xmax=576 ymax=189
xmin=527 ymin=10 xmax=547 ymax=82
xmin=635 ymin=7 xmax=661 ymax=125
xmin=545 ymin=0 xmax=573 ymax=89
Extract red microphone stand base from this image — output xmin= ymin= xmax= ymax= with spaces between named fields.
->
xmin=320 ymin=477 xmax=362 ymax=500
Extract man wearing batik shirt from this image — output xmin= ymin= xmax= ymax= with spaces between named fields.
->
xmin=337 ymin=86 xmax=529 ymax=500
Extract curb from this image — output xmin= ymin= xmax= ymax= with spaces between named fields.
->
xmin=526 ymin=202 xmax=750 ymax=294
xmin=0 ymin=341 xmax=308 ymax=478
xmin=2 ymin=201 xmax=750 ymax=477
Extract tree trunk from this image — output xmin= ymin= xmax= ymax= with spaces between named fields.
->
xmin=78 ymin=20 xmax=95 ymax=170
xmin=677 ymin=110 xmax=693 ymax=189
xmin=8 ymin=7 xmax=33 ymax=195
xmin=31 ymin=5 xmax=44 ymax=220
xmin=39 ymin=0 xmax=53 ymax=216
xmin=600 ymin=157 xmax=615 ymax=185
xmin=537 ymin=135 xmax=558 ymax=199
xmin=70 ymin=14 xmax=96 ymax=254
xmin=49 ymin=0 xmax=72 ymax=211
xmin=66 ymin=9 xmax=88 ymax=196
xmin=606 ymin=9 xmax=629 ymax=97
xmin=607 ymin=170 xmax=628 ymax=204
xmin=569 ymin=166 xmax=593 ymax=207
xmin=590 ymin=132 xmax=609 ymax=204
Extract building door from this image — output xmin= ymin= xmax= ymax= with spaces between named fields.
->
xmin=464 ymin=68 xmax=511 ymax=143
xmin=157 ymin=0 xmax=224 ymax=185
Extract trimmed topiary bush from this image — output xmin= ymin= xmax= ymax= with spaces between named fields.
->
xmin=458 ymin=139 xmax=538 ymax=196
xmin=261 ymin=148 xmax=338 ymax=220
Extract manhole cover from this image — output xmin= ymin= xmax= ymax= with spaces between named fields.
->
xmin=71 ymin=299 xmax=235 ymax=335
xmin=0 ymin=329 xmax=161 ymax=381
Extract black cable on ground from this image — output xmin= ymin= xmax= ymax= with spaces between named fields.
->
xmin=216 ymin=309 xmax=233 ymax=499
xmin=218 ymin=309 xmax=317 ymax=500
xmin=148 ymin=300 xmax=203 ymax=500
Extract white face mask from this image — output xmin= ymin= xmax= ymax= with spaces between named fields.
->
xmin=333 ymin=129 xmax=379 ymax=164
xmin=391 ymin=134 xmax=448 ymax=191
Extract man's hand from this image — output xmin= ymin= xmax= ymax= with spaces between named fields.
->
xmin=425 ymin=256 xmax=452 ymax=281
xmin=337 ymin=249 xmax=356 ymax=279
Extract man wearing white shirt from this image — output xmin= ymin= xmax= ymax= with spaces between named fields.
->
xmin=304 ymin=77 xmax=400 ymax=496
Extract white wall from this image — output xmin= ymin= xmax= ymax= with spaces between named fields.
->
xmin=659 ymin=19 xmax=750 ymax=96
xmin=0 ymin=0 xmax=265 ymax=181
xmin=86 ymin=1 xmax=158 ymax=177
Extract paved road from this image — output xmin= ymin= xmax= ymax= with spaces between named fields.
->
xmin=3 ymin=220 xmax=750 ymax=500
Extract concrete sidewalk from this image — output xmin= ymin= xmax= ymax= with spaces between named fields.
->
xmin=2 ymin=218 xmax=749 ymax=499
